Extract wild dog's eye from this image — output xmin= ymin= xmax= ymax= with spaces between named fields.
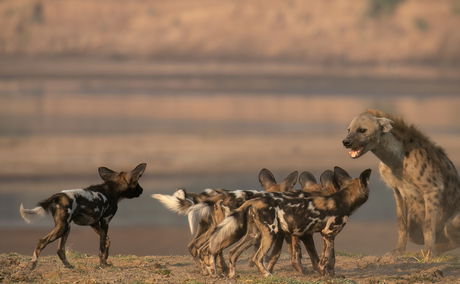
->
xmin=357 ymin=128 xmax=367 ymax=134
xmin=347 ymin=128 xmax=350 ymax=133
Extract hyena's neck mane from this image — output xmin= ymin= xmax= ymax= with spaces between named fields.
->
xmin=366 ymin=109 xmax=450 ymax=169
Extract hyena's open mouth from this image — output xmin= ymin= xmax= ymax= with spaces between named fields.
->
xmin=348 ymin=147 xmax=364 ymax=159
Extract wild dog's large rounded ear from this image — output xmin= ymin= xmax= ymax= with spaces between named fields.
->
xmin=360 ymin=169 xmax=372 ymax=187
xmin=131 ymin=163 xmax=147 ymax=181
xmin=376 ymin=117 xmax=393 ymax=133
xmin=258 ymin=168 xmax=277 ymax=190
xmin=299 ymin=171 xmax=317 ymax=191
xmin=333 ymin=166 xmax=351 ymax=187
xmin=98 ymin=167 xmax=118 ymax=181
xmin=283 ymin=170 xmax=298 ymax=190
xmin=320 ymin=170 xmax=339 ymax=193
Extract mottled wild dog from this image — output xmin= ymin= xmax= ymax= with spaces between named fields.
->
xmin=20 ymin=163 xmax=146 ymax=269
xmin=152 ymin=169 xmax=304 ymax=275
xmin=208 ymin=167 xmax=371 ymax=277
xmin=343 ymin=109 xmax=460 ymax=258
xmin=224 ymin=169 xmax=340 ymax=278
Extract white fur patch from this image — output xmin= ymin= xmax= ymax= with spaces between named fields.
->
xmin=19 ymin=204 xmax=46 ymax=224
xmin=322 ymin=216 xmax=337 ymax=235
xmin=187 ymin=203 xmax=212 ymax=235
xmin=151 ymin=191 xmax=191 ymax=215
xmin=275 ymin=207 xmax=288 ymax=232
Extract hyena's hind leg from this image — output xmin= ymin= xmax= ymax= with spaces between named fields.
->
xmin=436 ymin=213 xmax=460 ymax=254
xmin=31 ymin=207 xmax=72 ymax=269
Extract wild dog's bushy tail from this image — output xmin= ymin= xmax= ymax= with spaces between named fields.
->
xmin=19 ymin=204 xmax=47 ymax=224
xmin=19 ymin=194 xmax=58 ymax=223
xmin=208 ymin=198 xmax=260 ymax=254
xmin=151 ymin=189 xmax=194 ymax=215
xmin=187 ymin=202 xmax=212 ymax=235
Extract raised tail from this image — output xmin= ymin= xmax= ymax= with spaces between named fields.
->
xmin=151 ymin=188 xmax=195 ymax=215
xmin=19 ymin=204 xmax=47 ymax=224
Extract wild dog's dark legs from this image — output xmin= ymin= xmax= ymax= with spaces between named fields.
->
xmin=266 ymin=233 xmax=285 ymax=273
xmin=57 ymin=225 xmax=73 ymax=268
xmin=91 ymin=221 xmax=110 ymax=267
xmin=252 ymin=226 xmax=275 ymax=277
xmin=283 ymin=235 xmax=304 ymax=274
xmin=227 ymin=223 xmax=260 ymax=278
xmin=318 ymin=233 xmax=335 ymax=276
xmin=300 ymin=234 xmax=320 ymax=273
xmin=31 ymin=208 xmax=70 ymax=269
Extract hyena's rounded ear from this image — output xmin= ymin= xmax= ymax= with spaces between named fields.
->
xmin=333 ymin=166 xmax=351 ymax=187
xmin=360 ymin=169 xmax=372 ymax=187
xmin=131 ymin=163 xmax=147 ymax=181
xmin=299 ymin=171 xmax=317 ymax=191
xmin=376 ymin=117 xmax=393 ymax=133
xmin=283 ymin=170 xmax=298 ymax=190
xmin=258 ymin=168 xmax=277 ymax=189
xmin=98 ymin=167 xmax=118 ymax=181
xmin=320 ymin=170 xmax=339 ymax=193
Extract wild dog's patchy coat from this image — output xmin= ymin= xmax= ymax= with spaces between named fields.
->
xmin=20 ymin=163 xmax=146 ymax=269
xmin=343 ymin=109 xmax=460 ymax=258
xmin=207 ymin=167 xmax=371 ymax=277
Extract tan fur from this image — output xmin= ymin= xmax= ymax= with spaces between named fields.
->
xmin=344 ymin=109 xmax=460 ymax=257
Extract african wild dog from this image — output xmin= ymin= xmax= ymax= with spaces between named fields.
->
xmin=207 ymin=167 xmax=371 ymax=277
xmin=152 ymin=169 xmax=314 ymax=276
xmin=215 ymin=169 xmax=340 ymax=278
xmin=19 ymin=163 xmax=146 ymax=269
xmin=343 ymin=109 xmax=460 ymax=258
xmin=300 ymin=170 xmax=338 ymax=194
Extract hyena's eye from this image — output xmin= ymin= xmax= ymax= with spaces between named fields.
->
xmin=357 ymin=128 xmax=367 ymax=134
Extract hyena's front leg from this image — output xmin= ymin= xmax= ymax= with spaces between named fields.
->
xmin=422 ymin=192 xmax=441 ymax=259
xmin=392 ymin=187 xmax=409 ymax=254
xmin=92 ymin=221 xmax=111 ymax=267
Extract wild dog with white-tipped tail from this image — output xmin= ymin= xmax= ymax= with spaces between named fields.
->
xmin=19 ymin=163 xmax=146 ymax=269
xmin=207 ymin=167 xmax=371 ymax=277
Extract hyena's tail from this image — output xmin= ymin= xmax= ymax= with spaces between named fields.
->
xmin=151 ymin=188 xmax=195 ymax=215
xmin=208 ymin=198 xmax=260 ymax=254
xmin=19 ymin=204 xmax=47 ymax=224
xmin=187 ymin=202 xmax=212 ymax=235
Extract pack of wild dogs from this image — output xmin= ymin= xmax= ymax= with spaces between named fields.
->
xmin=19 ymin=109 xmax=460 ymax=279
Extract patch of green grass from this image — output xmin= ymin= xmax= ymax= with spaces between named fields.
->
xmin=414 ymin=17 xmax=429 ymax=32
xmin=240 ymin=275 xmax=356 ymax=284
xmin=336 ymin=251 xmax=364 ymax=258
xmin=401 ymin=250 xmax=458 ymax=264
xmin=154 ymin=268 xmax=172 ymax=276
xmin=183 ymin=280 xmax=205 ymax=284
xmin=66 ymin=249 xmax=89 ymax=259
xmin=367 ymin=0 xmax=405 ymax=18
xmin=452 ymin=0 xmax=460 ymax=15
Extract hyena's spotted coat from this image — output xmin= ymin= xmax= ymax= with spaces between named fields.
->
xmin=343 ymin=109 xmax=460 ymax=257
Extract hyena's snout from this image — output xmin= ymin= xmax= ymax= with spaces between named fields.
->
xmin=342 ymin=138 xmax=352 ymax=148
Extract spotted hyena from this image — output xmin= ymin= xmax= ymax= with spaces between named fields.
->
xmin=343 ymin=109 xmax=460 ymax=258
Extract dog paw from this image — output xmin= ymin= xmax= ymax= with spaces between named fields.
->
xmin=64 ymin=263 xmax=74 ymax=269
xmin=29 ymin=261 xmax=37 ymax=270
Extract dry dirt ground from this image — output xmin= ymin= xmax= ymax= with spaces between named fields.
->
xmin=2 ymin=250 xmax=460 ymax=284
